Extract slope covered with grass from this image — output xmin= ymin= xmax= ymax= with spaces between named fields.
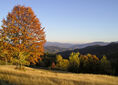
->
xmin=0 ymin=65 xmax=118 ymax=85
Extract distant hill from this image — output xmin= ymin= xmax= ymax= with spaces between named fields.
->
xmin=58 ymin=42 xmax=118 ymax=61
xmin=44 ymin=41 xmax=109 ymax=53
xmin=71 ymin=42 xmax=109 ymax=49
xmin=45 ymin=42 xmax=74 ymax=48
xmin=44 ymin=46 xmax=72 ymax=54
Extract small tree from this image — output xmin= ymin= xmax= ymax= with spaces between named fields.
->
xmin=79 ymin=55 xmax=89 ymax=72
xmin=56 ymin=55 xmax=63 ymax=69
xmin=60 ymin=59 xmax=69 ymax=70
xmin=86 ymin=54 xmax=99 ymax=73
xmin=100 ymin=56 xmax=112 ymax=74
xmin=51 ymin=62 xmax=56 ymax=69
xmin=56 ymin=55 xmax=69 ymax=70
xmin=56 ymin=55 xmax=63 ymax=63
xmin=68 ymin=52 xmax=80 ymax=72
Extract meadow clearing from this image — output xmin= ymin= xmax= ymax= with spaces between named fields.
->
xmin=0 ymin=65 xmax=118 ymax=85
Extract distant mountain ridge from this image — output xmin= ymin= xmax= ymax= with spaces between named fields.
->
xmin=44 ymin=46 xmax=72 ymax=54
xmin=44 ymin=41 xmax=113 ymax=53
xmin=57 ymin=42 xmax=118 ymax=61
xmin=45 ymin=42 xmax=74 ymax=48
xmin=70 ymin=42 xmax=109 ymax=49
xmin=45 ymin=41 xmax=109 ymax=49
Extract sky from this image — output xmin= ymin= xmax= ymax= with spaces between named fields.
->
xmin=0 ymin=0 xmax=118 ymax=44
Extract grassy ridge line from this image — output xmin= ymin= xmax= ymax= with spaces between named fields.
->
xmin=0 ymin=65 xmax=118 ymax=85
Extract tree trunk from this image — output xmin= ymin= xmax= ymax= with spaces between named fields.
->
xmin=5 ymin=57 xmax=7 ymax=65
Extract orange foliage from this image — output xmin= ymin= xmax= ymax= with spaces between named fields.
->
xmin=2 ymin=5 xmax=46 ymax=64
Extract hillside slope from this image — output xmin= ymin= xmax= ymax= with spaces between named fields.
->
xmin=0 ymin=65 xmax=118 ymax=85
xmin=58 ymin=43 xmax=118 ymax=60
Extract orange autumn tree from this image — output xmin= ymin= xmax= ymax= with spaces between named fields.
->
xmin=0 ymin=31 xmax=13 ymax=65
xmin=1 ymin=5 xmax=46 ymax=68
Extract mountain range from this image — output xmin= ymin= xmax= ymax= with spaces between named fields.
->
xmin=45 ymin=41 xmax=109 ymax=48
xmin=45 ymin=42 xmax=74 ymax=48
xmin=44 ymin=41 xmax=110 ymax=53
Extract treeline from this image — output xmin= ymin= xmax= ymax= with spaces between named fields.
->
xmin=37 ymin=52 xmax=116 ymax=75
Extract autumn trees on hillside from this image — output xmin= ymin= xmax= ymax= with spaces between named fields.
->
xmin=0 ymin=5 xmax=46 ymax=68
xmin=54 ymin=52 xmax=112 ymax=74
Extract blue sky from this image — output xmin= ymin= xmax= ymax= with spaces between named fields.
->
xmin=0 ymin=0 xmax=118 ymax=43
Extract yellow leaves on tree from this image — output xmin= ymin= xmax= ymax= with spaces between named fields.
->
xmin=1 ymin=5 xmax=46 ymax=65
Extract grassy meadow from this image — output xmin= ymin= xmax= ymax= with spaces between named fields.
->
xmin=0 ymin=65 xmax=118 ymax=85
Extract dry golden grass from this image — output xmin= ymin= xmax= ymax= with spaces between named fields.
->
xmin=0 ymin=65 xmax=118 ymax=85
